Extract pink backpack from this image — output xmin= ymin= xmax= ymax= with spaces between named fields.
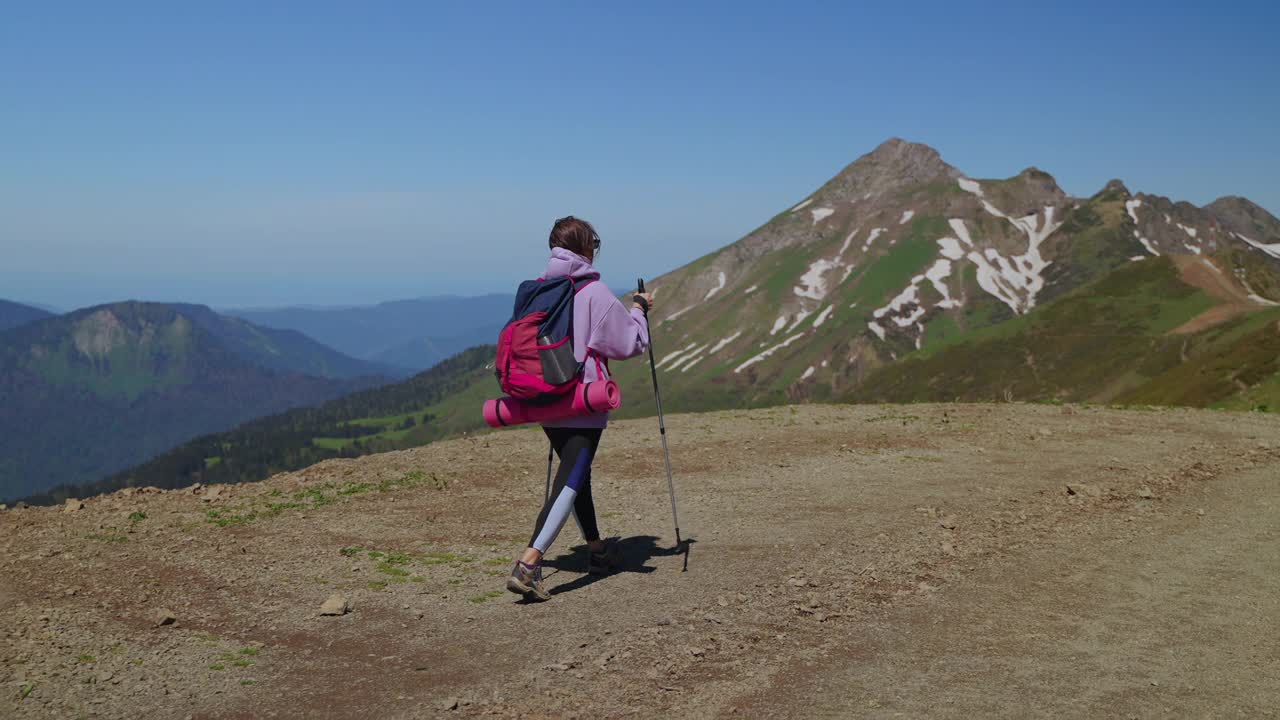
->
xmin=495 ymin=274 xmax=603 ymax=402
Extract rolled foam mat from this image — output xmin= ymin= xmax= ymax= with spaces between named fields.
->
xmin=483 ymin=380 xmax=621 ymax=428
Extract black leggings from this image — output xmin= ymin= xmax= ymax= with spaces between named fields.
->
xmin=528 ymin=427 xmax=603 ymax=552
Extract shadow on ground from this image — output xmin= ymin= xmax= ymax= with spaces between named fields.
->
xmin=533 ymin=535 xmax=695 ymax=597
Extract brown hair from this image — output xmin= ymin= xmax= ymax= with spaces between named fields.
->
xmin=548 ymin=216 xmax=599 ymax=258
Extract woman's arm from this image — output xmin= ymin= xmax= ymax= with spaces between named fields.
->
xmin=586 ymin=290 xmax=650 ymax=360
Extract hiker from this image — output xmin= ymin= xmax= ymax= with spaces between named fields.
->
xmin=506 ymin=216 xmax=654 ymax=601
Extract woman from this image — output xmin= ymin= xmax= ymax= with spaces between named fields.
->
xmin=506 ymin=216 xmax=654 ymax=602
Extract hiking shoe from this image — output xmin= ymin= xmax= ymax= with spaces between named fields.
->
xmin=506 ymin=561 xmax=551 ymax=601
xmin=587 ymin=546 xmax=618 ymax=576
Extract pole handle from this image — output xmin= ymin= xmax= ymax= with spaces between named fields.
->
xmin=634 ymin=278 xmax=649 ymax=314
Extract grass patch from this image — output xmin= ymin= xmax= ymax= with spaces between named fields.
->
xmin=77 ymin=654 xmax=96 ymax=664
xmin=467 ymin=591 xmax=504 ymax=604
xmin=367 ymin=580 xmax=388 ymax=590
xmin=86 ymin=528 xmax=128 ymax=543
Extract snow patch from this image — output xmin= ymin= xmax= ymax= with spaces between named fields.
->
xmin=821 ymin=360 xmax=829 ymax=368
xmin=948 ymin=219 xmax=974 ymax=247
xmin=704 ymin=271 xmax=727 ymax=301
xmin=937 ymin=237 xmax=964 ymax=260
xmin=790 ymin=198 xmax=813 ymax=212
xmin=925 ymin=259 xmax=959 ymax=308
xmin=665 ymin=305 xmax=696 ymax=323
xmin=813 ymin=305 xmax=834 ymax=328
xmin=1249 ymin=294 xmax=1280 ymax=307
xmin=794 ymin=258 xmax=841 ymax=300
xmin=1201 ymin=259 xmax=1222 ymax=275
xmin=654 ymin=342 xmax=697 ymax=369
xmin=1184 ymin=243 xmax=1202 ymax=255
xmin=957 ymin=177 xmax=984 ymax=196
xmin=838 ymin=229 xmax=859 ymax=255
xmin=744 ymin=284 xmax=758 ymax=295
xmin=1177 ymin=223 xmax=1198 ymax=239
xmin=708 ymin=331 xmax=743 ymax=354
xmin=734 ymin=333 xmax=806 ymax=373
xmin=867 ymin=321 xmax=886 ymax=340
xmin=810 ymin=207 xmax=835 ymax=225
xmin=770 ymin=315 xmax=788 ymax=335
xmin=862 ymin=227 xmax=886 ymax=251
xmin=800 ymin=366 xmax=815 ymax=381
xmin=786 ymin=310 xmax=813 ymax=333
xmin=959 ymin=203 xmax=1063 ymax=312
xmin=899 ymin=210 xmax=915 ymax=225
xmin=1126 ymin=198 xmax=1159 ymax=256
xmin=1129 ymin=255 xmax=1147 ymax=262
xmin=1235 ymin=232 xmax=1280 ymax=261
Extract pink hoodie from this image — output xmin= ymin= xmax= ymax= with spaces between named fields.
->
xmin=541 ymin=247 xmax=650 ymax=429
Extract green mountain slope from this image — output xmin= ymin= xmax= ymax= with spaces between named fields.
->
xmin=37 ymin=346 xmax=496 ymax=503
xmin=0 ymin=303 xmax=386 ymax=502
xmin=602 ymin=139 xmax=1280 ymax=414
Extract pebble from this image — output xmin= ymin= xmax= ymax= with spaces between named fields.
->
xmin=319 ymin=594 xmax=350 ymax=616
xmin=152 ymin=609 xmax=176 ymax=627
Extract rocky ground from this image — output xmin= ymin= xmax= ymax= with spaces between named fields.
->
xmin=2 ymin=403 xmax=1278 ymax=719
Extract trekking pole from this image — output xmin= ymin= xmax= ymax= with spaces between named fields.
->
xmin=635 ymin=279 xmax=687 ymax=571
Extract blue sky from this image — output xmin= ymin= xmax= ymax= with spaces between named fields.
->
xmin=2 ymin=1 xmax=1277 ymax=310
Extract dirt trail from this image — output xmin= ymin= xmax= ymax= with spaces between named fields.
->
xmin=2 ymin=404 xmax=1278 ymax=719
xmin=1172 ymin=255 xmax=1267 ymax=334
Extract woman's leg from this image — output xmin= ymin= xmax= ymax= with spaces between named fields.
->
xmin=573 ymin=468 xmax=603 ymax=550
xmin=521 ymin=427 xmax=602 ymax=563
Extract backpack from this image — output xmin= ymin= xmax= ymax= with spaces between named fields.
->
xmin=495 ymin=273 xmax=602 ymax=402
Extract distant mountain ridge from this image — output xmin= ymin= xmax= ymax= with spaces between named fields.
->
xmin=0 ymin=299 xmax=54 ymax=332
xmin=0 ymin=301 xmax=388 ymax=501
xmin=29 ymin=346 xmax=495 ymax=504
xmin=228 ymin=294 xmax=511 ymax=372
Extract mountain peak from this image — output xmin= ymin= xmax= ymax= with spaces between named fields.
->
xmin=815 ymin=138 xmax=957 ymax=201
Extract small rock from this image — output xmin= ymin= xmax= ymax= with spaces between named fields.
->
xmin=319 ymin=594 xmax=350 ymax=616
xmin=152 ymin=609 xmax=176 ymax=627
xmin=688 ymin=647 xmax=705 ymax=657
xmin=1065 ymin=483 xmax=1101 ymax=498
xmin=941 ymin=542 xmax=956 ymax=556
xmin=595 ymin=651 xmax=614 ymax=668
xmin=1038 ymin=428 xmax=1052 ymax=437
xmin=1137 ymin=487 xmax=1154 ymax=499
xmin=0 ymin=503 xmax=7 ymax=511
xmin=545 ymin=663 xmax=572 ymax=672
xmin=716 ymin=596 xmax=729 ymax=607
xmin=63 ymin=498 xmax=85 ymax=513
xmin=202 ymin=486 xmax=223 ymax=502
xmin=787 ymin=577 xmax=809 ymax=588
xmin=938 ymin=515 xmax=958 ymax=530
xmin=442 ymin=698 xmax=459 ymax=711
xmin=1196 ymin=509 xmax=1205 ymax=516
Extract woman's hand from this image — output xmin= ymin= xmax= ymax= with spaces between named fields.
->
xmin=632 ymin=292 xmax=655 ymax=313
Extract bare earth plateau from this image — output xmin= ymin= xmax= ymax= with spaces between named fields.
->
xmin=3 ymin=403 xmax=1278 ymax=718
